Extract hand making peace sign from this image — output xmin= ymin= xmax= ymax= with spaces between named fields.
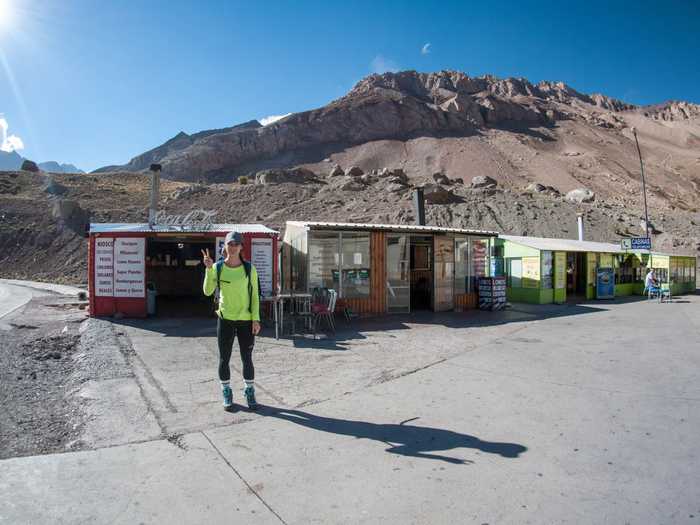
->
xmin=201 ymin=248 xmax=214 ymax=269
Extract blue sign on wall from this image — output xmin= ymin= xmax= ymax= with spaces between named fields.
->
xmin=622 ymin=237 xmax=651 ymax=250
xmin=596 ymin=268 xmax=615 ymax=299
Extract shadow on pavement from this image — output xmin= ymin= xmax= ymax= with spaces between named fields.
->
xmin=106 ymin=301 xmax=607 ymax=344
xmin=259 ymin=406 xmax=527 ymax=465
xmin=107 ymin=296 xmax=672 ymax=346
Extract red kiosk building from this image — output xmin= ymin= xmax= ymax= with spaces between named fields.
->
xmin=88 ymin=222 xmax=279 ymax=318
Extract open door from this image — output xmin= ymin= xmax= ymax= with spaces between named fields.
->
xmin=433 ymin=235 xmax=455 ymax=311
xmin=386 ymin=235 xmax=410 ymax=313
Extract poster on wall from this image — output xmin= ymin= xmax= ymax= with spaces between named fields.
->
xmin=251 ymin=237 xmax=273 ymax=296
xmin=94 ymin=237 xmax=114 ymax=296
xmin=596 ymin=268 xmax=615 ymax=299
xmin=216 ymin=236 xmax=225 ymax=259
xmin=555 ymin=252 xmax=566 ymax=289
xmin=541 ymin=251 xmax=553 ymax=289
xmin=114 ymin=238 xmax=145 ymax=298
xmin=522 ymin=256 xmax=540 ymax=288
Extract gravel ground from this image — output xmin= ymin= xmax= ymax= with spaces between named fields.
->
xmin=0 ymin=296 xmax=89 ymax=459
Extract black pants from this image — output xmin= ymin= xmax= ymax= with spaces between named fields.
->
xmin=217 ymin=318 xmax=255 ymax=382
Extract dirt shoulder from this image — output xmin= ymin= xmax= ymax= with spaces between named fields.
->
xmin=0 ymin=295 xmax=88 ymax=459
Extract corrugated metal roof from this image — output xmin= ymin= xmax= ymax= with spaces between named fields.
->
xmin=502 ymin=235 xmax=696 ymax=259
xmin=285 ymin=221 xmax=498 ymax=236
xmin=89 ymin=223 xmax=278 ymax=234
xmin=501 ymin=235 xmax=626 ymax=254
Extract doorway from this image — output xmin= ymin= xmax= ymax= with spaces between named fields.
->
xmin=386 ymin=235 xmax=436 ymax=313
xmin=566 ymin=252 xmax=588 ymax=301
xmin=410 ymin=236 xmax=433 ymax=310
xmin=146 ymin=237 xmax=216 ymax=316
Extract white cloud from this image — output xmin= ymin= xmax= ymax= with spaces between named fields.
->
xmin=259 ymin=113 xmax=292 ymax=126
xmin=370 ymin=55 xmax=400 ymax=74
xmin=421 ymin=43 xmax=431 ymax=55
xmin=0 ymin=115 xmax=24 ymax=152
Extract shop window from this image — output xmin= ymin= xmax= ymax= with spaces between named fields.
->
xmin=652 ymin=267 xmax=668 ymax=283
xmin=289 ymin=233 xmax=307 ymax=292
xmin=508 ymin=258 xmax=523 ymax=288
xmin=341 ymin=232 xmax=371 ymax=298
xmin=309 ymin=232 xmax=339 ymax=291
xmin=671 ymin=262 xmax=679 ymax=284
xmin=615 ymin=256 xmax=637 ymax=284
xmin=454 ymin=237 xmax=470 ymax=294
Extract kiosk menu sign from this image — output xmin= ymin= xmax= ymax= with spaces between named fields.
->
xmin=251 ymin=238 xmax=273 ymax=296
xmin=94 ymin=237 xmax=114 ymax=297
xmin=114 ymin=238 xmax=145 ymax=298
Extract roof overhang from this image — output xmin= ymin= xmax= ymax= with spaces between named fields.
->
xmin=89 ymin=223 xmax=278 ymax=234
xmin=285 ymin=221 xmax=498 ymax=237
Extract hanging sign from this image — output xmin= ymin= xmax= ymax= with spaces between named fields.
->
xmin=114 ymin=238 xmax=146 ymax=298
xmin=555 ymin=252 xmax=566 ymax=289
xmin=94 ymin=237 xmax=114 ymax=297
xmin=155 ymin=209 xmax=217 ymax=230
xmin=621 ymin=237 xmax=651 ymax=250
xmin=251 ymin=238 xmax=274 ymax=296
xmin=522 ymin=256 xmax=540 ymax=288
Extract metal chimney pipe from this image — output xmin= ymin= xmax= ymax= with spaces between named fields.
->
xmin=148 ymin=163 xmax=162 ymax=227
xmin=413 ymin=188 xmax=426 ymax=226
xmin=577 ymin=213 xmax=584 ymax=241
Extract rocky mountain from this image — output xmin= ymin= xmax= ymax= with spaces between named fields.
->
xmin=0 ymin=150 xmax=24 ymax=171
xmin=37 ymin=161 xmax=84 ymax=174
xmin=0 ymin=150 xmax=83 ymax=173
xmin=94 ymin=120 xmax=262 ymax=174
xmin=1 ymin=70 xmax=698 ymax=285
xmin=95 ymin=71 xmax=700 ymax=214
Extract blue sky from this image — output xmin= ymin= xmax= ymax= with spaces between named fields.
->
xmin=0 ymin=0 xmax=698 ymax=171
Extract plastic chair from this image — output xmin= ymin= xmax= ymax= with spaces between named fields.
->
xmin=645 ymin=285 xmax=661 ymax=300
xmin=289 ymin=288 xmax=327 ymax=335
xmin=312 ymin=289 xmax=337 ymax=337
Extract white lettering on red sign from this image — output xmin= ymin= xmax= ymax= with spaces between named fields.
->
xmin=94 ymin=237 xmax=114 ymax=297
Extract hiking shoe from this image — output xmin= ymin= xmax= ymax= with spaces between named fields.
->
xmin=222 ymin=386 xmax=233 ymax=410
xmin=244 ymin=386 xmax=258 ymax=410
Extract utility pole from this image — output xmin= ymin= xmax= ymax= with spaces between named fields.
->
xmin=631 ymin=127 xmax=650 ymax=242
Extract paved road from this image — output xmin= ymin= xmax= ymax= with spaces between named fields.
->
xmin=1 ymin=294 xmax=699 ymax=524
xmin=0 ymin=280 xmax=46 ymax=320
xmin=0 ymin=279 xmax=85 ymax=320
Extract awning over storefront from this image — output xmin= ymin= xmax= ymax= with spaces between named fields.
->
xmin=500 ymin=235 xmax=626 ymax=254
xmin=287 ymin=221 xmax=498 ymax=236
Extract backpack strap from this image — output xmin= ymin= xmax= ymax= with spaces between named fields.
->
xmin=243 ymin=261 xmax=253 ymax=314
xmin=215 ymin=259 xmax=224 ymax=293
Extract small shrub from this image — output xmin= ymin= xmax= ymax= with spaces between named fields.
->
xmin=239 ymin=176 xmax=248 ymax=185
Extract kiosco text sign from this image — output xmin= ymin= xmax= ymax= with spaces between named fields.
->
xmin=94 ymin=237 xmax=114 ymax=296
xmin=114 ymin=238 xmax=146 ymax=298
xmin=94 ymin=237 xmax=145 ymax=298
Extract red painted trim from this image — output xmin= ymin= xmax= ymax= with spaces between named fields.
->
xmin=88 ymin=228 xmax=280 ymax=318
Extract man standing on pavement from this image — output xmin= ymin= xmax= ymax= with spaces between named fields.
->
xmin=202 ymin=231 xmax=261 ymax=411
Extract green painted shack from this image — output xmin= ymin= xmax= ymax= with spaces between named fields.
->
xmin=495 ymin=235 xmax=696 ymax=304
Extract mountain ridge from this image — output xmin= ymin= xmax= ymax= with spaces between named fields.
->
xmin=95 ymin=70 xmax=700 ymax=188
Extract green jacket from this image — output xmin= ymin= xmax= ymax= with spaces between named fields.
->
xmin=203 ymin=263 xmax=260 ymax=321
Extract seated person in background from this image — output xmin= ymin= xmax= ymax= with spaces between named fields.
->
xmin=644 ymin=268 xmax=659 ymax=294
